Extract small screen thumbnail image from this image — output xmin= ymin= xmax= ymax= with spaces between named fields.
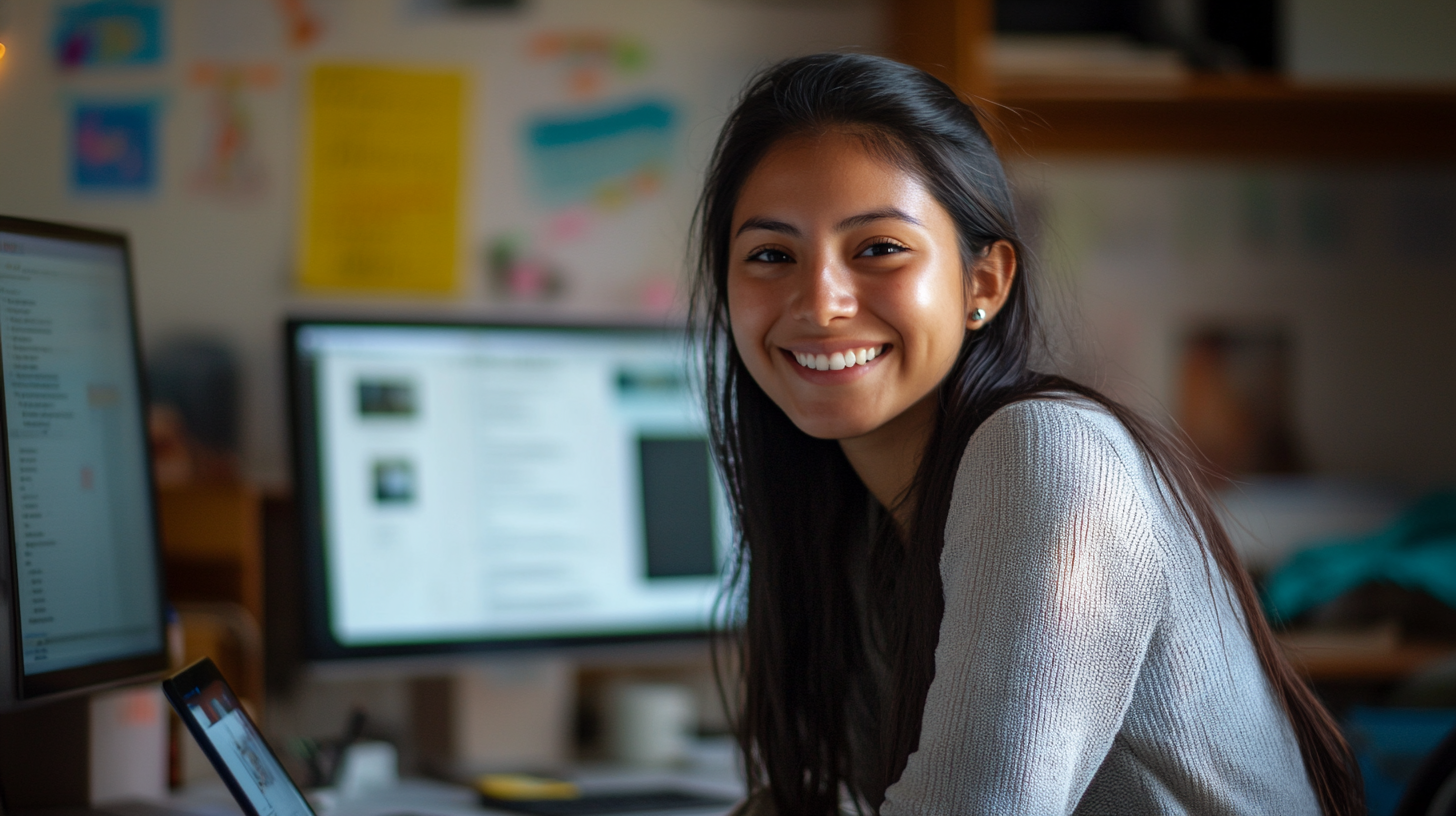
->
xmin=616 ymin=365 xmax=685 ymax=399
xmin=372 ymin=458 xmax=416 ymax=505
xmin=358 ymin=378 xmax=417 ymax=418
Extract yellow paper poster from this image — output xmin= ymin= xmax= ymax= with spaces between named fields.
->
xmin=299 ymin=64 xmax=465 ymax=294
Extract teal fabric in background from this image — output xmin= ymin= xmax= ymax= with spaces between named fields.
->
xmin=1262 ymin=492 xmax=1456 ymax=623
xmin=1344 ymin=707 xmax=1456 ymax=816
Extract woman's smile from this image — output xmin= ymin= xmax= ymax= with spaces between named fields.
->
xmin=786 ymin=343 xmax=886 ymax=371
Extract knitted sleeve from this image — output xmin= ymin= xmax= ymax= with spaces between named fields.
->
xmin=881 ymin=399 xmax=1170 ymax=815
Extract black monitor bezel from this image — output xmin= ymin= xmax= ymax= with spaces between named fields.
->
xmin=285 ymin=316 xmax=720 ymax=663
xmin=0 ymin=215 xmax=170 ymax=700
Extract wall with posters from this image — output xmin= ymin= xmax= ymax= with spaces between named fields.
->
xmin=0 ymin=0 xmax=884 ymax=484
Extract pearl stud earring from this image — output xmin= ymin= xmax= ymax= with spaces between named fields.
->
xmin=971 ymin=308 xmax=986 ymax=322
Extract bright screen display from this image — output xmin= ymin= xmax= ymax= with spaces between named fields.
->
xmin=0 ymin=228 xmax=163 ymax=677
xmin=293 ymin=323 xmax=726 ymax=651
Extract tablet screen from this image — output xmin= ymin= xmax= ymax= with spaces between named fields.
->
xmin=181 ymin=679 xmax=312 ymax=816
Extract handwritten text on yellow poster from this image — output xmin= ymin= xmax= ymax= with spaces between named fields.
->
xmin=300 ymin=64 xmax=465 ymax=294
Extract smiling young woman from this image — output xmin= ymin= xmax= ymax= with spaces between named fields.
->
xmin=690 ymin=55 xmax=1363 ymax=816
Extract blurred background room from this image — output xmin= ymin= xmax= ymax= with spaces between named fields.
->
xmin=0 ymin=0 xmax=1453 ymax=813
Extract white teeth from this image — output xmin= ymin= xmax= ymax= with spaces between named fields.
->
xmin=792 ymin=346 xmax=883 ymax=370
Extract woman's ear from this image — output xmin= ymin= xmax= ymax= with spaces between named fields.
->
xmin=966 ymin=240 xmax=1017 ymax=329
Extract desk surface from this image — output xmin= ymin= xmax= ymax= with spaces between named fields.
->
xmin=173 ymin=770 xmax=743 ymax=816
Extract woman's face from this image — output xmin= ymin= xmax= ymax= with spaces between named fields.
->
xmin=727 ymin=131 xmax=978 ymax=441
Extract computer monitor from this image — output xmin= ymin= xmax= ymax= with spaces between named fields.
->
xmin=0 ymin=216 xmax=168 ymax=707
xmin=287 ymin=319 xmax=727 ymax=662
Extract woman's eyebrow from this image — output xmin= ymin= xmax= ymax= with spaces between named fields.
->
xmin=836 ymin=208 xmax=924 ymax=231
xmin=735 ymin=216 xmax=800 ymax=238
xmin=734 ymin=208 xmax=924 ymax=239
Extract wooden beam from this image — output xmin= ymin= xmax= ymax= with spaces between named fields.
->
xmin=890 ymin=0 xmax=993 ymax=102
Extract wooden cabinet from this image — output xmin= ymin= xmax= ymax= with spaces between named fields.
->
xmin=156 ymin=483 xmax=264 ymax=623
xmin=156 ymin=483 xmax=267 ymax=707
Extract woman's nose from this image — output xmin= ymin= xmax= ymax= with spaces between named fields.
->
xmin=791 ymin=256 xmax=857 ymax=326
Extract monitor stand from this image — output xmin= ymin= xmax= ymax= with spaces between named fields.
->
xmin=0 ymin=685 xmax=167 ymax=810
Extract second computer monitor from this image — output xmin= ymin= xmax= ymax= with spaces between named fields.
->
xmin=289 ymin=320 xmax=726 ymax=661
xmin=0 ymin=215 xmax=168 ymax=706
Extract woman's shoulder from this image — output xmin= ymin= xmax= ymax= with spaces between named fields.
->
xmin=939 ymin=393 xmax=1175 ymax=629
xmin=948 ymin=394 xmax=1172 ymax=549
xmin=938 ymin=395 xmax=1176 ymax=618
xmin=959 ymin=394 xmax=1145 ymax=479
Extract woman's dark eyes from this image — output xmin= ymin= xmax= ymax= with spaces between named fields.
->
xmin=747 ymin=248 xmax=793 ymax=263
xmin=745 ymin=242 xmax=905 ymax=263
xmin=859 ymin=241 xmax=907 ymax=258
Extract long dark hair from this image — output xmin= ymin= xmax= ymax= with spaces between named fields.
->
xmin=690 ymin=53 xmax=1361 ymax=816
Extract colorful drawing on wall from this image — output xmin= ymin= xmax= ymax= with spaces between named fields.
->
xmin=486 ymin=232 xmax=564 ymax=302
xmin=299 ymin=64 xmax=465 ymax=295
xmin=528 ymin=31 xmax=648 ymax=101
xmin=519 ymin=29 xmax=677 ymax=218
xmin=523 ymin=98 xmax=676 ymax=211
xmin=189 ymin=62 xmax=278 ymax=200
xmin=71 ymin=99 xmax=158 ymax=193
xmin=54 ymin=1 xmax=165 ymax=70
xmin=495 ymin=29 xmax=687 ymax=307
xmin=274 ymin=0 xmax=323 ymax=49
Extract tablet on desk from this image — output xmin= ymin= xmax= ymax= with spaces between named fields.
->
xmin=162 ymin=657 xmax=315 ymax=816
xmin=163 ymin=657 xmax=734 ymax=816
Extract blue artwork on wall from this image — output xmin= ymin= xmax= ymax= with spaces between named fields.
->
xmin=523 ymin=98 xmax=677 ymax=210
xmin=71 ymin=100 xmax=159 ymax=193
xmin=54 ymin=0 xmax=166 ymax=70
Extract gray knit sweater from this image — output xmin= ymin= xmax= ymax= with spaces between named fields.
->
xmin=878 ymin=398 xmax=1320 ymax=815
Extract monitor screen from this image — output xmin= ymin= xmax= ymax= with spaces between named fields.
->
xmin=289 ymin=321 xmax=727 ymax=659
xmin=0 ymin=216 xmax=167 ymax=700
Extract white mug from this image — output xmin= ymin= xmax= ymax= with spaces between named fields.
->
xmin=604 ymin=682 xmax=697 ymax=767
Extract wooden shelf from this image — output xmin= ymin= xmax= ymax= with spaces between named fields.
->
xmin=1285 ymin=643 xmax=1456 ymax=682
xmin=990 ymin=75 xmax=1456 ymax=161
xmin=889 ymin=0 xmax=1456 ymax=161
xmin=1278 ymin=628 xmax=1456 ymax=683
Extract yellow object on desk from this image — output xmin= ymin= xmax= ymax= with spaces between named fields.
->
xmin=477 ymin=773 xmax=581 ymax=801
